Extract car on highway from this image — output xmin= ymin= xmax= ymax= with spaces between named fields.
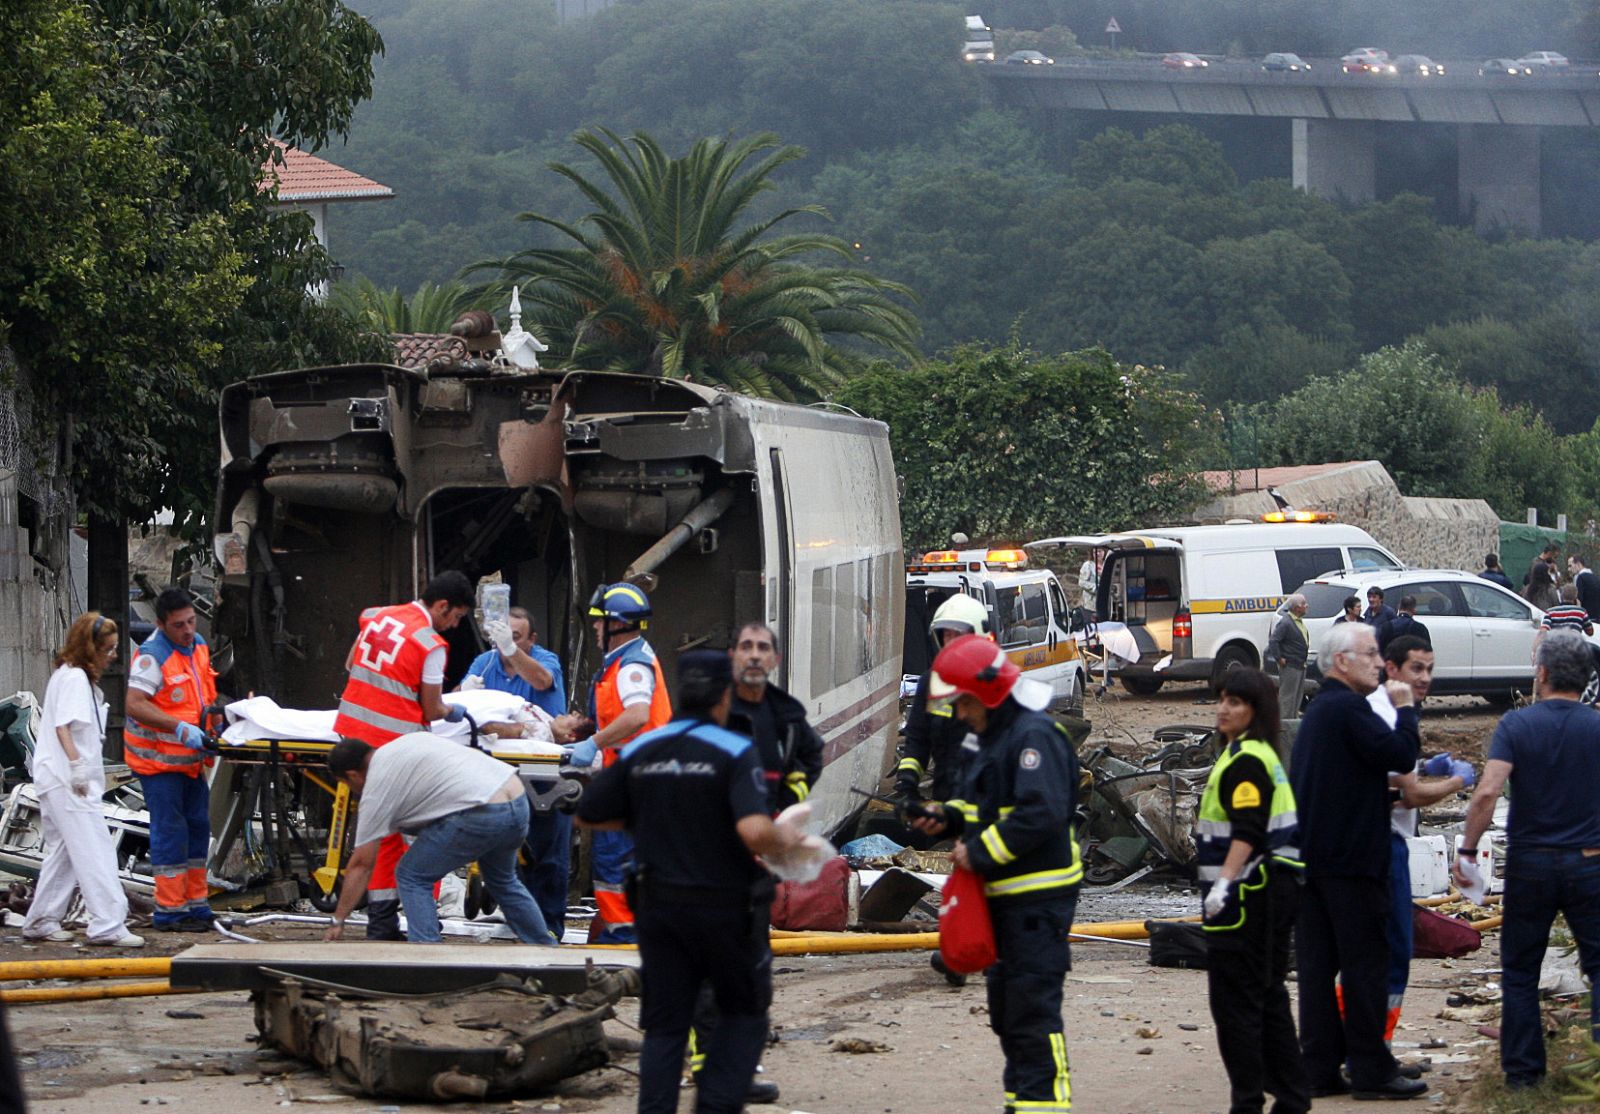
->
xmin=1517 ymin=50 xmax=1570 ymax=70
xmin=1341 ymin=47 xmax=1396 ymax=74
xmin=1161 ymin=52 xmax=1209 ymax=70
xmin=1004 ymin=50 xmax=1055 ymax=66
xmin=1481 ymin=58 xmax=1533 ymax=76
xmin=1261 ymin=52 xmax=1311 ymax=72
xmin=1393 ymin=54 xmax=1444 ymax=76
xmin=1296 ymin=568 xmax=1584 ymax=703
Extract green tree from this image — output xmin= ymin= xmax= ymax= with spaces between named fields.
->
xmin=328 ymin=277 xmax=486 ymax=334
xmin=489 ymin=129 xmax=920 ymax=400
xmin=1070 ymin=124 xmax=1239 ymax=195
xmin=836 ymin=345 xmax=1217 ymax=548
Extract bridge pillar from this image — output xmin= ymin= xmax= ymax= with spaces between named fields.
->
xmin=1291 ymin=118 xmax=1375 ymax=204
xmin=1458 ymin=124 xmax=1541 ymax=234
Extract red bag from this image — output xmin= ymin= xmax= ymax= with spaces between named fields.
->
xmin=1411 ymin=905 xmax=1482 ymax=959
xmin=938 ymin=866 xmax=997 ymax=974
xmin=770 ymin=856 xmax=850 ymax=932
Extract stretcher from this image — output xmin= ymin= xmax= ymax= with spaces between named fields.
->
xmin=208 ymin=730 xmax=577 ymax=912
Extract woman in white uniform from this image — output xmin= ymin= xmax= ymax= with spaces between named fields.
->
xmin=21 ymin=613 xmax=144 ymax=947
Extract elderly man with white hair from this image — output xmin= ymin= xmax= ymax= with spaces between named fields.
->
xmin=1266 ymin=593 xmax=1310 ymax=721
xmin=1289 ymin=621 xmax=1426 ymax=1101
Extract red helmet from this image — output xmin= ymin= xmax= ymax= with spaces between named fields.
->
xmin=929 ymin=634 xmax=1022 ymax=708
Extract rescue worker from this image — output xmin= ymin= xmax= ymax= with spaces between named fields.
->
xmin=910 ymin=634 xmax=1083 ymax=1114
xmin=332 ymin=570 xmax=474 ymax=939
xmin=460 ymin=606 xmax=573 ymax=937
xmin=575 ymin=651 xmax=802 ymax=1114
xmin=124 ymin=588 xmax=218 ymax=931
xmin=585 ymin=582 xmax=673 ymax=944
xmin=1196 ymin=668 xmax=1309 ymax=1114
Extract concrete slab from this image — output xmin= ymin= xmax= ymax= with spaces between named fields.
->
xmin=1100 ymin=81 xmax=1182 ymax=113
xmin=1582 ymin=92 xmax=1600 ymax=125
xmin=1491 ymin=89 xmax=1591 ymax=126
xmin=1245 ymin=85 xmax=1329 ymax=118
xmin=1172 ymin=83 xmax=1255 ymax=115
xmin=1322 ymin=86 xmax=1416 ymax=121
xmin=1407 ymin=88 xmax=1502 ymax=124
xmin=170 ymin=942 xmax=640 ymax=995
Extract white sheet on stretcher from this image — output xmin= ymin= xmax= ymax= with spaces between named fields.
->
xmin=220 ymin=692 xmax=565 ymax=759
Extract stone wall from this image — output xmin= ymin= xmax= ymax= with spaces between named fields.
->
xmin=1192 ymin=460 xmax=1499 ymax=570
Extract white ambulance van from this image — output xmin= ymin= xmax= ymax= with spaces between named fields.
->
xmin=1028 ymin=517 xmax=1402 ymax=693
xmin=904 ymin=546 xmax=1088 ymax=713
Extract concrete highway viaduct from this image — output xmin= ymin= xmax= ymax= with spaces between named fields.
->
xmin=987 ymin=60 xmax=1600 ymax=233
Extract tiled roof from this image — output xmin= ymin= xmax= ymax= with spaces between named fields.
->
xmin=1200 ymin=460 xmax=1371 ymax=494
xmin=265 ymin=140 xmax=393 ymax=203
xmin=392 ymin=334 xmax=468 ymax=370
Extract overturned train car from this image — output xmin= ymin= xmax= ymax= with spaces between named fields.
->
xmin=213 ymin=364 xmax=904 ymax=835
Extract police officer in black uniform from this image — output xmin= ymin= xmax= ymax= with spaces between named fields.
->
xmin=576 ymin=650 xmax=801 ymax=1114
xmin=911 ymin=634 xmax=1084 ymax=1114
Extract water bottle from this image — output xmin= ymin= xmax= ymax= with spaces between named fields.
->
xmin=478 ymin=583 xmax=511 ymax=629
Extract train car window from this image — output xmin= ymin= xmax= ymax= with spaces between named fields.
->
xmin=834 ymin=561 xmax=860 ymax=690
xmin=811 ymin=566 xmax=834 ymax=694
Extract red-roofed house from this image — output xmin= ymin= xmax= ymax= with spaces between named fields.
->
xmin=263 ymin=140 xmax=393 ymax=296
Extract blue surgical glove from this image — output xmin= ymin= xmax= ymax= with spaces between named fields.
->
xmin=442 ymin=703 xmax=467 ymax=723
xmin=566 ymin=738 xmax=599 ymax=769
xmin=1450 ymin=759 xmax=1477 ymax=789
xmin=175 ymin=721 xmax=206 ymax=750
xmin=1421 ymin=753 xmax=1453 ymax=778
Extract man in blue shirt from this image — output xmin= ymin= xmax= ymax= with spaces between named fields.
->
xmin=461 ymin=607 xmax=574 ymax=936
xmin=464 ymin=607 xmax=565 ymax=718
xmin=1455 ymin=629 xmax=1600 ymax=1091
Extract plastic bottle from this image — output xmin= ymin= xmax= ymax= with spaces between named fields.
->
xmin=478 ymin=583 xmax=511 ymax=629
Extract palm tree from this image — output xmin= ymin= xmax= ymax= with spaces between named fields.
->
xmin=328 ymin=277 xmax=485 ymax=335
xmin=486 ymin=129 xmax=919 ymax=401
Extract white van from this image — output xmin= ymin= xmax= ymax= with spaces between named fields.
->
xmin=905 ymin=547 xmax=1088 ymax=713
xmin=1028 ymin=519 xmax=1403 ymax=693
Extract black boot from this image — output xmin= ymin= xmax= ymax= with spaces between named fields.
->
xmin=930 ymin=951 xmax=968 ymax=987
xmin=364 ymin=898 xmax=404 ymax=941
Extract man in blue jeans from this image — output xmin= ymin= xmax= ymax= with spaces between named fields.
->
xmin=322 ymin=733 xmax=555 ymax=944
xmin=1455 ymin=629 xmax=1600 ymax=1089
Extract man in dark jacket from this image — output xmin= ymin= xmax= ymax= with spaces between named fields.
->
xmin=1361 ymin=587 xmax=1396 ymax=629
xmin=1266 ymin=594 xmax=1310 ymax=721
xmin=1480 ymin=554 xmax=1515 ymax=592
xmin=1291 ymin=621 xmax=1426 ymax=1101
xmin=1377 ymin=597 xmax=1432 ymax=654
xmin=728 ymin=623 xmax=823 ymax=815
xmin=1569 ymin=556 xmax=1600 ymax=623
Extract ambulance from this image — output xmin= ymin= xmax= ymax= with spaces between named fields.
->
xmin=1028 ymin=516 xmax=1402 ymax=694
xmin=904 ymin=547 xmax=1088 ymax=714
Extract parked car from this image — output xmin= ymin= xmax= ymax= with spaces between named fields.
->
xmin=1393 ymin=54 xmax=1444 ymax=76
xmin=1161 ymin=52 xmax=1209 ymax=70
xmin=1481 ymin=58 xmax=1532 ymax=76
xmin=1517 ymin=50 xmax=1569 ymax=70
xmin=1296 ymin=569 xmax=1590 ymax=703
xmin=1005 ymin=50 xmax=1055 ymax=66
xmin=1341 ymin=47 xmax=1395 ymax=74
xmin=1262 ymin=52 xmax=1311 ymax=72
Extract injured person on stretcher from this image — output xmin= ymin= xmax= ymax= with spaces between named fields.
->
xmin=220 ymin=690 xmax=595 ymax=758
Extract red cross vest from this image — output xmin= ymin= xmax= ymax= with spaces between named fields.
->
xmin=125 ymin=633 xmax=218 ymax=777
xmin=333 ymin=602 xmax=445 ymax=745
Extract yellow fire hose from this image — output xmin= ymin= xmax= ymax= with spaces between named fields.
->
xmin=0 ymin=957 xmax=172 ymax=982
xmin=0 ymin=980 xmax=200 ymax=1004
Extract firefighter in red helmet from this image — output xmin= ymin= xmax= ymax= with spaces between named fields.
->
xmin=911 ymin=634 xmax=1084 ymax=1114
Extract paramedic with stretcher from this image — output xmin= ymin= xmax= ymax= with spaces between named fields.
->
xmin=124 ymin=588 xmax=219 ymax=932
xmin=585 ymin=583 xmax=673 ymax=944
xmin=332 ymin=571 xmax=474 ymax=940
xmin=910 ymin=634 xmax=1083 ymax=1114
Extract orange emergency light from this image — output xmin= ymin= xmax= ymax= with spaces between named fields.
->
xmin=985 ymin=548 xmax=1028 ymax=569
xmin=1262 ymin=511 xmax=1336 ymax=523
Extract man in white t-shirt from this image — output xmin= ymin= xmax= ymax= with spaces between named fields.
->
xmin=322 ymin=733 xmax=555 ymax=944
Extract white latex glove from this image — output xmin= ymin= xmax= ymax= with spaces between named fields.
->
xmin=486 ymin=620 xmax=517 ymax=659
xmin=68 ymin=758 xmax=92 ymax=797
xmin=1454 ymin=854 xmax=1487 ymax=905
xmin=458 ymin=673 xmax=486 ymax=692
xmin=1203 ymin=877 xmax=1233 ymax=919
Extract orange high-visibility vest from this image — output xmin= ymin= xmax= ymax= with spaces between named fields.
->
xmin=333 ymin=602 xmax=446 ymax=745
xmin=591 ymin=638 xmax=672 ymax=767
xmin=125 ymin=634 xmax=217 ymax=778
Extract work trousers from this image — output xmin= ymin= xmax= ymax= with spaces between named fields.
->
xmin=1206 ymin=866 xmax=1310 ymax=1114
xmin=1277 ymin=665 xmax=1306 ymax=723
xmin=520 ymin=807 xmax=573 ymax=939
xmin=1296 ymin=873 xmax=1399 ymax=1090
xmin=988 ymin=891 xmax=1077 ymax=1113
xmin=394 ymin=796 xmax=553 ymax=945
xmin=140 ymin=772 xmax=212 ymax=927
xmin=591 ymin=828 xmax=636 ymax=943
xmin=635 ymin=896 xmax=772 ymax=1114
xmin=1499 ymin=846 xmax=1600 ymax=1086
xmin=364 ymin=832 xmax=409 ymax=939
xmin=1385 ymin=833 xmax=1414 ymax=1009
xmin=22 ymin=787 xmax=131 ymax=942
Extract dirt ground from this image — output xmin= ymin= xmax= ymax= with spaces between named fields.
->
xmin=6 ymin=682 xmax=1513 ymax=1114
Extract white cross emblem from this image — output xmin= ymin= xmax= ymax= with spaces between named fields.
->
xmin=357 ymin=616 xmax=407 ymax=673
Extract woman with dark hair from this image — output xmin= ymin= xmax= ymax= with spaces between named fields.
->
xmin=21 ymin=612 xmax=144 ymax=947
xmin=1195 ymin=668 xmax=1308 ymax=1114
